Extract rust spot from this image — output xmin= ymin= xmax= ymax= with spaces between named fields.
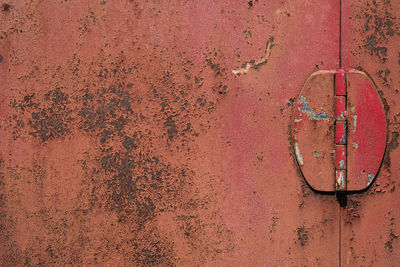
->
xmin=385 ymin=230 xmax=399 ymax=252
xmin=358 ymin=0 xmax=399 ymax=62
xmin=2 ymin=3 xmax=10 ymax=12
xmin=164 ymin=116 xmax=178 ymax=141
xmin=25 ymin=88 xmax=72 ymax=142
xmin=296 ymin=226 xmax=309 ymax=246
xmin=206 ymin=58 xmax=222 ymax=77
xmin=377 ymin=68 xmax=391 ymax=86
xmin=383 ymin=132 xmax=399 ymax=170
xmin=344 ymin=198 xmax=361 ymax=224
xmin=247 ymin=0 xmax=258 ymax=8
xmin=377 ymin=89 xmax=390 ymax=115
xmin=388 ymin=132 xmax=399 ymax=151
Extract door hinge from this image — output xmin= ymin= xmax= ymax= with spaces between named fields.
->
xmin=335 ymin=70 xmax=347 ymax=191
xmin=291 ymin=69 xmax=386 ymax=193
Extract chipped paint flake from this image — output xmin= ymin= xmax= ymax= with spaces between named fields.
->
xmin=294 ymin=113 xmax=303 ymax=122
xmin=297 ymin=96 xmax=331 ymax=120
xmin=312 ymin=151 xmax=322 ymax=158
xmin=335 ymin=170 xmax=346 ymax=190
xmin=340 ymin=132 xmax=347 ymax=144
xmin=367 ymin=173 xmax=375 ymax=185
xmin=353 ymin=114 xmax=358 ymax=133
xmin=337 ymin=111 xmax=346 ymax=120
xmin=353 ymin=141 xmax=358 ymax=149
xmin=232 ymin=37 xmax=274 ymax=75
xmin=294 ymin=142 xmax=304 ymax=165
xmin=339 ymin=159 xmax=346 ymax=169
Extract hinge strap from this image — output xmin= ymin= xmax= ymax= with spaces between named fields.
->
xmin=335 ymin=70 xmax=347 ymax=191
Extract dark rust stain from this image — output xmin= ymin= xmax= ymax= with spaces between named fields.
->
xmin=4 ymin=27 xmax=233 ymax=263
xmin=344 ymin=198 xmax=361 ymax=224
xmin=164 ymin=116 xmax=178 ymax=141
xmin=376 ymin=68 xmax=391 ymax=86
xmin=296 ymin=226 xmax=309 ymax=246
xmin=388 ymin=132 xmax=399 ymax=151
xmin=247 ymin=0 xmax=258 ymax=8
xmin=383 ymin=131 xmax=398 ymax=170
xmin=356 ymin=0 xmax=399 ymax=62
xmin=2 ymin=3 xmax=10 ymax=12
xmin=13 ymin=88 xmax=73 ymax=142
xmin=385 ymin=229 xmax=399 ymax=251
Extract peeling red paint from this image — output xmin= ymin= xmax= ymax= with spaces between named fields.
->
xmin=341 ymin=0 xmax=400 ymax=265
xmin=2 ymin=0 xmax=399 ymax=265
xmin=0 ymin=0 xmax=342 ymax=266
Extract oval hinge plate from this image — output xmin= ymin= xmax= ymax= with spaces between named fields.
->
xmin=291 ymin=69 xmax=387 ymax=192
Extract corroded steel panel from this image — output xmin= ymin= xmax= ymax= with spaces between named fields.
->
xmin=0 ymin=0 xmax=341 ymax=266
xmin=342 ymin=0 xmax=400 ymax=265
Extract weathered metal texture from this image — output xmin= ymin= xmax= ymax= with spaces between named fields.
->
xmin=334 ymin=71 xmax=348 ymax=191
xmin=335 ymin=69 xmax=347 ymax=96
xmin=335 ymin=96 xmax=347 ymax=121
xmin=292 ymin=67 xmax=387 ymax=193
xmin=341 ymin=0 xmax=400 ymax=265
xmin=0 ymin=0 xmax=341 ymax=266
xmin=292 ymin=71 xmax=336 ymax=192
xmin=335 ymin=121 xmax=347 ymax=145
xmin=335 ymin=145 xmax=346 ymax=170
xmin=335 ymin=146 xmax=347 ymax=191
xmin=346 ymin=70 xmax=387 ymax=191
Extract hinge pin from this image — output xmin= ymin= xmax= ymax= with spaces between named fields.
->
xmin=335 ymin=70 xmax=347 ymax=191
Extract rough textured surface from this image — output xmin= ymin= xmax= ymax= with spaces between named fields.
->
xmin=342 ymin=0 xmax=400 ymax=265
xmin=0 ymin=0 xmax=343 ymax=266
xmin=291 ymin=71 xmax=336 ymax=192
xmin=346 ymin=71 xmax=387 ymax=191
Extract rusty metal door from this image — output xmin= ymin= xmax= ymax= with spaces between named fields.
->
xmin=0 ymin=1 xmax=399 ymax=266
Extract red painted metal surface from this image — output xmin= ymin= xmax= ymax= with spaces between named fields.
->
xmin=334 ymin=71 xmax=348 ymax=191
xmin=347 ymin=70 xmax=387 ymax=191
xmin=335 ymin=121 xmax=347 ymax=145
xmin=335 ymin=145 xmax=346 ymax=170
xmin=0 ymin=0 xmax=342 ymax=266
xmin=335 ymin=96 xmax=347 ymax=121
xmin=341 ymin=0 xmax=400 ymax=265
xmin=335 ymin=69 xmax=347 ymax=96
xmin=1 ymin=0 xmax=397 ymax=265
